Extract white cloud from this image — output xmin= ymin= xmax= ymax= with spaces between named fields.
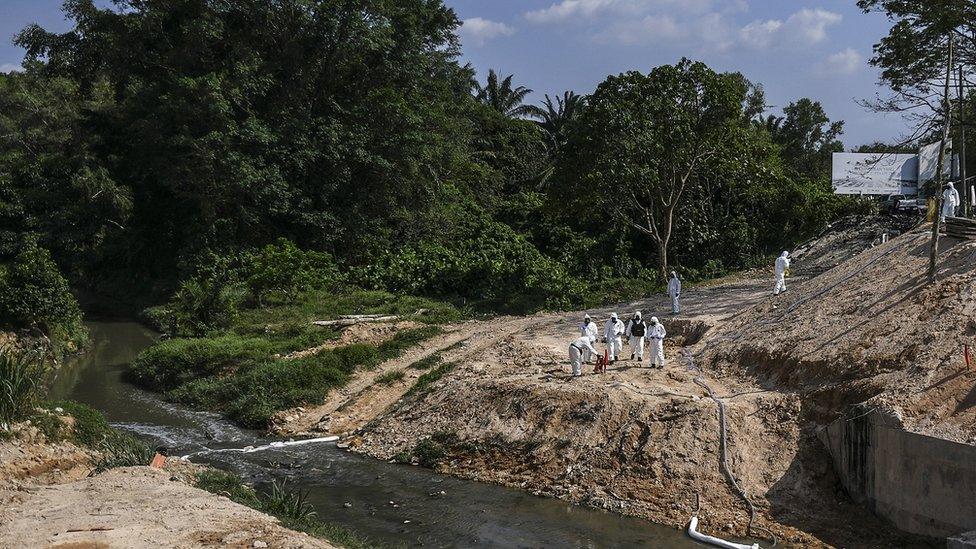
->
xmin=740 ymin=8 xmax=842 ymax=49
xmin=0 ymin=63 xmax=23 ymax=73
xmin=817 ymin=48 xmax=863 ymax=75
xmin=525 ymin=0 xmax=715 ymax=24
xmin=459 ymin=17 xmax=516 ymax=47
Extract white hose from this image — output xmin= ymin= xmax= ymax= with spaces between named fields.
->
xmin=688 ymin=516 xmax=760 ymax=549
xmin=179 ymin=436 xmax=340 ymax=461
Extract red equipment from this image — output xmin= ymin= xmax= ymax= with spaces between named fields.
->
xmin=595 ymin=350 xmax=609 ymax=374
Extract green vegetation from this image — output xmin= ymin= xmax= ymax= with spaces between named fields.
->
xmin=0 ymin=239 xmax=86 ymax=352
xmin=196 ymin=469 xmax=377 ymax=549
xmin=0 ymin=347 xmax=47 ymax=428
xmin=21 ymin=400 xmax=155 ymax=471
xmin=131 ymin=287 xmax=452 ymax=429
xmin=406 ymin=361 xmax=458 ymax=398
xmin=408 ymin=353 xmax=444 ymax=371
xmin=413 ymin=438 xmax=448 ymax=468
xmin=0 ymin=0 xmax=874 ymax=332
xmin=376 ymin=370 xmax=406 ymax=386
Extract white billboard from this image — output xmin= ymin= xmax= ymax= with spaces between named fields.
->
xmin=832 ymin=153 xmax=919 ymax=195
xmin=918 ymin=140 xmax=951 ymax=183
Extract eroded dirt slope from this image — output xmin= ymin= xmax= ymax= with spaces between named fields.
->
xmin=704 ymin=226 xmax=976 ymax=444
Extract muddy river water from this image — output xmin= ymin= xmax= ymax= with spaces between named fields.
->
xmin=50 ymin=321 xmax=705 ymax=548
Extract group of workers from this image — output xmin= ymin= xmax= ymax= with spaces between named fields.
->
xmin=568 ymin=271 xmax=681 ymax=378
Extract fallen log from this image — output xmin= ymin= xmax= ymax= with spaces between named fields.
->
xmin=312 ymin=315 xmax=400 ymax=328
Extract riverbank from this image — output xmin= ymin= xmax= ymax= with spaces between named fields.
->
xmin=0 ymin=419 xmax=345 ymax=548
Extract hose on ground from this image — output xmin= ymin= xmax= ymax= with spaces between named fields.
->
xmin=686 ymin=350 xmax=777 ymax=548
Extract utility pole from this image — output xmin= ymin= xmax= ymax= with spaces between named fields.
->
xmin=928 ymin=33 xmax=953 ymax=283
xmin=960 ymin=65 xmax=968 ymax=217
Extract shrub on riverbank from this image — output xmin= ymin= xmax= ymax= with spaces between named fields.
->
xmin=0 ymin=239 xmax=87 ymax=353
xmin=0 ymin=348 xmax=47 ymax=428
xmin=22 ymin=401 xmax=155 ymax=470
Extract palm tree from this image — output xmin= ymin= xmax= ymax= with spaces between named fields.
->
xmin=474 ymin=69 xmax=534 ymax=118
xmin=526 ymin=91 xmax=586 ymax=152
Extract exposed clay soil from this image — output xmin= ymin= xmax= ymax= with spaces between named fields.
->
xmin=791 ymin=214 xmax=918 ymax=276
xmin=273 ymin=274 xmax=936 ymax=548
xmin=0 ymin=427 xmax=335 ymax=549
xmin=703 ymin=226 xmax=976 ymax=444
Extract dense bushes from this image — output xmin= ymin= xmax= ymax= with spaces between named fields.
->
xmin=246 ymin=239 xmax=343 ymax=304
xmin=353 ymin=215 xmax=587 ymax=312
xmin=0 ymin=239 xmax=85 ymax=347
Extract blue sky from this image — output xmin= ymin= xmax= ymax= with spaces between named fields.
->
xmin=1 ymin=0 xmax=909 ymax=147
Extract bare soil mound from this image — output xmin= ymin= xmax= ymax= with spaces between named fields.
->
xmin=0 ymin=467 xmax=335 ymax=549
xmin=704 ymin=226 xmax=976 ymax=444
xmin=791 ymin=214 xmax=918 ymax=276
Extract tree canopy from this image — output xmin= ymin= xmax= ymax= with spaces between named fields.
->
xmin=0 ymin=0 xmax=864 ymax=326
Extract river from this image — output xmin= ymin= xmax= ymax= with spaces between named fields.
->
xmin=49 ymin=321 xmax=704 ymax=548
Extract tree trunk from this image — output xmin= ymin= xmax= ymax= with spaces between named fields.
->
xmin=928 ymin=33 xmax=954 ymax=283
xmin=656 ymin=239 xmax=669 ymax=287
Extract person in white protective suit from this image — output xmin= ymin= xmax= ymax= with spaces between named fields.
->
xmin=604 ymin=313 xmax=625 ymax=363
xmin=647 ymin=317 xmax=667 ymax=368
xmin=773 ymin=251 xmax=791 ymax=296
xmin=569 ymin=335 xmax=599 ymax=377
xmin=626 ymin=312 xmax=647 ymax=363
xmin=579 ymin=314 xmax=599 ymax=363
xmin=668 ymin=271 xmax=682 ymax=314
xmin=941 ymin=182 xmax=961 ymax=222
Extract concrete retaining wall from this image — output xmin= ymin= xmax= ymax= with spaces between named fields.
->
xmin=818 ymin=409 xmax=976 ymax=539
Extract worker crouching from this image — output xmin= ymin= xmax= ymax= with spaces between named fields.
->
xmin=569 ymin=335 xmax=600 ymax=377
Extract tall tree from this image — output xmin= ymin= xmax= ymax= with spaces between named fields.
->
xmin=566 ymin=59 xmax=747 ymax=282
xmin=859 ymin=0 xmax=968 ymax=281
xmin=762 ymin=98 xmax=844 ymax=180
xmin=473 ymin=69 xmax=534 ymax=118
xmin=526 ymin=91 xmax=586 ymax=153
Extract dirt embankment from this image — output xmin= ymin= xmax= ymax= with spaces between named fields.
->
xmin=272 ymin=275 xmax=933 ymax=548
xmin=0 ymin=426 xmax=336 ymax=549
xmin=703 ymin=226 xmax=976 ymax=444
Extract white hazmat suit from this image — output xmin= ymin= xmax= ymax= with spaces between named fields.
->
xmin=604 ymin=314 xmax=625 ymax=362
xmin=774 ymin=251 xmax=790 ymax=296
xmin=668 ymin=272 xmax=682 ymax=314
xmin=580 ymin=315 xmax=599 ymax=362
xmin=626 ymin=312 xmax=647 ymax=362
xmin=942 ymin=183 xmax=961 ymax=222
xmin=647 ymin=317 xmax=666 ymax=368
xmin=569 ymin=335 xmax=599 ymax=377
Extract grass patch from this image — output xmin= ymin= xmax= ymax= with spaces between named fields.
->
xmin=25 ymin=401 xmax=155 ymax=471
xmin=405 ymin=361 xmax=457 ymax=397
xmin=0 ymin=348 xmax=48 ymax=429
xmin=375 ymin=370 xmax=405 ymax=386
xmin=196 ymin=469 xmax=378 ymax=549
xmin=407 ymin=352 xmax=443 ymax=371
xmin=131 ymin=291 xmax=454 ymax=429
xmin=413 ymin=438 xmax=447 ymax=468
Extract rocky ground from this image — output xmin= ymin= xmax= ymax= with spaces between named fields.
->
xmin=0 ymin=426 xmax=336 ymax=549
